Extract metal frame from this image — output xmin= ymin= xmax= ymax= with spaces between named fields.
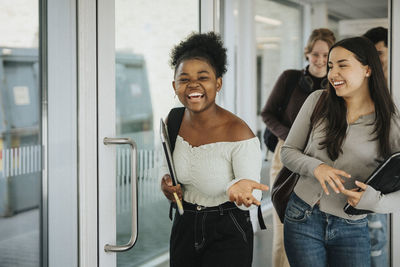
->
xmin=97 ymin=0 xmax=117 ymax=266
xmin=390 ymin=0 xmax=400 ymax=266
xmin=39 ymin=0 xmax=48 ymax=266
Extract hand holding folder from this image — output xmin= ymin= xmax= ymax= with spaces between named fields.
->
xmin=343 ymin=151 xmax=400 ymax=215
xmin=160 ymin=119 xmax=184 ymax=215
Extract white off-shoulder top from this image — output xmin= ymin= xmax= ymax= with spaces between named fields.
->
xmin=167 ymin=135 xmax=262 ymax=209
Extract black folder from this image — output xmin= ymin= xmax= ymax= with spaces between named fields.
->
xmin=160 ymin=118 xmax=178 ymax=186
xmin=344 ymin=151 xmax=400 ymax=215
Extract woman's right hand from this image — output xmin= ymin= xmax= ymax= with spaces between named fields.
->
xmin=313 ymin=164 xmax=351 ymax=195
xmin=160 ymin=174 xmax=183 ymax=202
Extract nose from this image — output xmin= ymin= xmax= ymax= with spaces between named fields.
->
xmin=187 ymin=79 xmax=200 ymax=88
xmin=328 ymin=67 xmax=338 ymax=79
xmin=317 ymin=55 xmax=326 ymax=64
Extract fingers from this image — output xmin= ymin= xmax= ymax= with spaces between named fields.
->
xmin=326 ymin=179 xmax=339 ymax=194
xmin=320 ymin=180 xmax=330 ymax=195
xmin=336 ymin=170 xmax=351 ymax=179
xmin=355 ymin=180 xmax=367 ymax=190
xmin=249 ymin=180 xmax=269 ymax=191
xmin=231 ymin=193 xmax=260 ymax=207
xmin=314 ymin=164 xmax=352 ymax=195
xmin=162 ymin=174 xmax=173 ymax=186
xmin=340 ymin=187 xmax=358 ymax=198
xmin=160 ymin=174 xmax=182 ymax=201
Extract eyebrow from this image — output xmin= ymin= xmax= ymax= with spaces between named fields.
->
xmin=177 ymin=70 xmax=210 ymax=76
xmin=328 ymin=59 xmax=349 ymax=64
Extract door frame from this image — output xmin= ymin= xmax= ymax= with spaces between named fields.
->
xmin=77 ymin=0 xmax=217 ymax=266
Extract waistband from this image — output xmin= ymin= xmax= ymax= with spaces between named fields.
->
xmin=182 ymin=200 xmax=239 ymax=214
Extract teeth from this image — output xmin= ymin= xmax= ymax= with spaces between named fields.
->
xmin=188 ymin=93 xmax=203 ymax=97
xmin=333 ymin=81 xmax=345 ymax=86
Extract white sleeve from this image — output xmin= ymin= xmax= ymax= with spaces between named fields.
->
xmin=225 ymin=137 xmax=263 ymax=210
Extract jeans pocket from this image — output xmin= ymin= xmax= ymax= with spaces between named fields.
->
xmin=229 ymin=211 xmax=248 ymax=243
xmin=344 ymin=217 xmax=368 ymax=226
xmin=285 ymin=195 xmax=311 ymax=223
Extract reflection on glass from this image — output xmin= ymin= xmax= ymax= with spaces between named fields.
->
xmin=0 ymin=1 xmax=41 ymax=266
xmin=115 ymin=1 xmax=198 ymax=266
xmin=255 ymin=0 xmax=302 ymax=112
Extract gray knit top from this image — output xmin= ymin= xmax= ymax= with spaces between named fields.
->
xmin=281 ymin=90 xmax=400 ymax=220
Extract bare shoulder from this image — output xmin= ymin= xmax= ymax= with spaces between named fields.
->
xmin=221 ymin=109 xmax=255 ymax=141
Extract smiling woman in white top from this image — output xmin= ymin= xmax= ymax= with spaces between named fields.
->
xmin=160 ymin=32 xmax=269 ymax=267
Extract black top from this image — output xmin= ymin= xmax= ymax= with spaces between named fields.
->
xmin=261 ymin=66 xmax=326 ymax=141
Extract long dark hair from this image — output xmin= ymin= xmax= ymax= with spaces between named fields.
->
xmin=311 ymin=37 xmax=395 ymax=160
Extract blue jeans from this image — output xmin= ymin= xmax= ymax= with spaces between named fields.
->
xmin=367 ymin=213 xmax=388 ymax=267
xmin=284 ymin=193 xmax=371 ymax=267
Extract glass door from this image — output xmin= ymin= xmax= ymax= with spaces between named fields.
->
xmin=98 ymin=1 xmax=199 ymax=266
xmin=0 ymin=1 xmax=42 ymax=266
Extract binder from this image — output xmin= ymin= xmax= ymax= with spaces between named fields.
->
xmin=160 ymin=118 xmax=184 ymax=214
xmin=344 ymin=151 xmax=400 ymax=215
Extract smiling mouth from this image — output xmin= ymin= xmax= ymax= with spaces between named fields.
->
xmin=187 ymin=92 xmax=205 ymax=99
xmin=333 ymin=81 xmax=345 ymax=87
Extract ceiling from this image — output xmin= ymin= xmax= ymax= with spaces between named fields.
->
xmin=291 ymin=0 xmax=388 ymax=20
xmin=292 ymin=0 xmax=388 ymax=20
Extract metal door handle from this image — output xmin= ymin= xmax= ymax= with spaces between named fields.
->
xmin=103 ymin=137 xmax=138 ymax=252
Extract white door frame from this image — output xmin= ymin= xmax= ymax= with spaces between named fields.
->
xmin=78 ymin=0 xmax=117 ymax=266
xmin=77 ymin=0 xmax=98 ymax=266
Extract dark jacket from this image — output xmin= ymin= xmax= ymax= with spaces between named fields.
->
xmin=261 ymin=67 xmax=326 ymax=141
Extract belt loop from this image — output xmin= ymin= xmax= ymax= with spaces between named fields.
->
xmin=219 ymin=204 xmax=224 ymax=215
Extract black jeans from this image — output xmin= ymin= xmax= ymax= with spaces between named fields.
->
xmin=170 ymin=201 xmax=253 ymax=267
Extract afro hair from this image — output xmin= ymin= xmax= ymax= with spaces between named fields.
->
xmin=170 ymin=32 xmax=227 ymax=78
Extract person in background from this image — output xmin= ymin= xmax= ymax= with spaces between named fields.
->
xmin=261 ymin=28 xmax=335 ymax=267
xmin=363 ymin=26 xmax=389 ymax=267
xmin=281 ymin=36 xmax=400 ymax=266
xmin=364 ymin=27 xmax=388 ymax=82
xmin=160 ymin=32 xmax=269 ymax=267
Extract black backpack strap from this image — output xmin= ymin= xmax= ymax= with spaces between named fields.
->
xmin=166 ymin=107 xmax=185 ymax=152
xmin=166 ymin=107 xmax=185 ymax=220
xmin=258 ymin=204 xmax=267 ymax=230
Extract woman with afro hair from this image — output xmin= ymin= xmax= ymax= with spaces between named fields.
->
xmin=160 ymin=32 xmax=269 ymax=267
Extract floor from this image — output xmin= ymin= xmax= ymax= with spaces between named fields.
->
xmin=0 ymin=209 xmax=39 ymax=267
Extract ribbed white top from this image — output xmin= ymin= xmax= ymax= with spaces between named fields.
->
xmin=171 ymin=135 xmax=262 ymax=209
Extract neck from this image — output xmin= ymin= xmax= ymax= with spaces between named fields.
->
xmin=308 ymin=66 xmax=326 ymax=78
xmin=344 ymin=90 xmax=375 ymax=118
xmin=186 ymin=105 xmax=220 ymax=128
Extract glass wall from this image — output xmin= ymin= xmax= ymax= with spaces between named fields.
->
xmin=255 ymin=0 xmax=302 ymax=115
xmin=0 ymin=1 xmax=41 ymax=266
xmin=254 ymin=1 xmax=302 ymax=266
xmin=114 ymin=1 xmax=198 ymax=266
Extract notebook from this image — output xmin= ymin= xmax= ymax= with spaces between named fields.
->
xmin=344 ymin=151 xmax=400 ymax=215
xmin=160 ymin=118 xmax=178 ymax=186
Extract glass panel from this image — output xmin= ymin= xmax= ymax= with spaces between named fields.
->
xmin=255 ymin=0 xmax=302 ymax=114
xmin=0 ymin=1 xmax=41 ymax=266
xmin=253 ymin=1 xmax=302 ymax=266
xmin=115 ymin=1 xmax=198 ymax=266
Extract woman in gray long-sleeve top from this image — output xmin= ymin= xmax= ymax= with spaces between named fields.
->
xmin=281 ymin=37 xmax=400 ymax=267
xmin=261 ymin=28 xmax=335 ymax=267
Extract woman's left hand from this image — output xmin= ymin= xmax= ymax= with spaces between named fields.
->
xmin=228 ymin=179 xmax=269 ymax=207
xmin=340 ymin=180 xmax=368 ymax=207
